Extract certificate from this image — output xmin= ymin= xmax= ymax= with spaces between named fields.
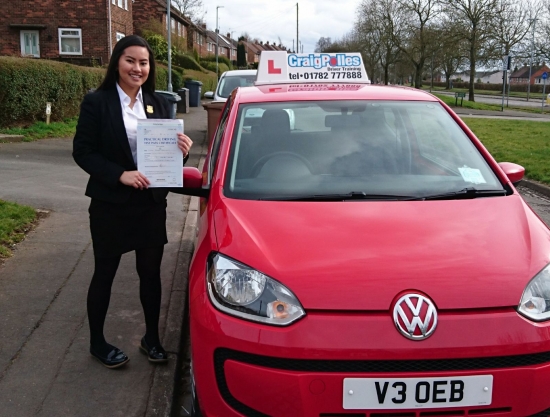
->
xmin=137 ymin=119 xmax=184 ymax=187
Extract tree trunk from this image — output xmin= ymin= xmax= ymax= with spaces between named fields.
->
xmin=468 ymin=37 xmax=476 ymax=101
xmin=384 ymin=65 xmax=389 ymax=85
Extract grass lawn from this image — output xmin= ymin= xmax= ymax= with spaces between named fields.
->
xmin=0 ymin=118 xmax=78 ymax=142
xmin=462 ymin=118 xmax=550 ymax=184
xmin=0 ymin=200 xmax=37 ymax=258
xmin=433 ymin=93 xmax=546 ymax=114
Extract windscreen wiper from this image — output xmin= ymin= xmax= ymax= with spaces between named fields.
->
xmin=259 ymin=192 xmax=415 ymax=201
xmin=415 ymin=187 xmax=507 ymax=201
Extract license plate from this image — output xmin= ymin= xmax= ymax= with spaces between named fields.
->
xmin=343 ymin=375 xmax=493 ymax=409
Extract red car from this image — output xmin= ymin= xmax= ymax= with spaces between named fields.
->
xmin=180 ymin=52 xmax=550 ymax=416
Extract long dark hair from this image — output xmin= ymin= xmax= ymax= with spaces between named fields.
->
xmin=97 ymin=35 xmax=156 ymax=93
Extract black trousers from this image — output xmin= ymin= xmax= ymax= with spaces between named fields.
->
xmin=87 ymin=245 xmax=165 ymax=349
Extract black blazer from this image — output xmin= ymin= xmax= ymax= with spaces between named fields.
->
xmin=73 ymin=88 xmax=181 ymax=204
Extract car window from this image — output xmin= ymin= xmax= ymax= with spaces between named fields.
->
xmin=217 ymin=75 xmax=256 ymax=98
xmin=209 ymin=98 xmax=231 ymax=183
xmin=225 ymin=100 xmax=504 ymax=200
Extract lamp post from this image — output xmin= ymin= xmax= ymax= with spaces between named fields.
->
xmin=527 ymin=18 xmax=537 ymax=101
xmin=167 ymin=0 xmax=172 ymax=92
xmin=216 ymin=6 xmax=224 ymax=80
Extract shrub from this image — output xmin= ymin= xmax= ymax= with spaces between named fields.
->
xmin=201 ymin=54 xmax=233 ymax=69
xmin=172 ymin=52 xmax=203 ymax=71
xmin=0 ymin=56 xmax=104 ymax=127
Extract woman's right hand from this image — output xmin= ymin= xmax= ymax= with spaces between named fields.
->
xmin=119 ymin=171 xmax=150 ymax=189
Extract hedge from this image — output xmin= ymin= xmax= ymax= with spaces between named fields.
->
xmin=200 ymin=61 xmax=229 ymax=75
xmin=0 ymin=56 xmax=104 ymax=127
xmin=200 ymin=54 xmax=232 ymax=69
xmin=0 ymin=57 xmax=189 ymax=127
xmin=172 ymin=52 xmax=203 ymax=72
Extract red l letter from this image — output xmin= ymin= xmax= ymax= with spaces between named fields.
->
xmin=268 ymin=60 xmax=282 ymax=74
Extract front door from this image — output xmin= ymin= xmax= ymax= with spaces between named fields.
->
xmin=20 ymin=31 xmax=40 ymax=57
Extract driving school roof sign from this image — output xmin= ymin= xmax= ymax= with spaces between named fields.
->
xmin=256 ymin=51 xmax=370 ymax=85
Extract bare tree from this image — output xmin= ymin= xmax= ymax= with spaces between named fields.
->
xmin=315 ymin=37 xmax=333 ymax=52
xmin=357 ymin=0 xmax=402 ymax=84
xmin=534 ymin=0 xmax=550 ymax=62
xmin=440 ymin=0 xmax=499 ymax=101
xmin=172 ymin=0 xmax=204 ymax=20
xmin=437 ymin=18 xmax=469 ymax=88
xmin=393 ymin=0 xmax=440 ymax=88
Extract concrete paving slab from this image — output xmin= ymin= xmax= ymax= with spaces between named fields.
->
xmin=0 ymin=105 xmax=207 ymax=417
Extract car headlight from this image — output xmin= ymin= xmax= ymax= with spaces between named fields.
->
xmin=207 ymin=253 xmax=305 ymax=326
xmin=518 ymin=263 xmax=550 ymax=321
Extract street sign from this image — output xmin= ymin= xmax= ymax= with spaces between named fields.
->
xmin=543 ymin=72 xmax=548 ymax=80
xmin=502 ymin=55 xmax=512 ymax=70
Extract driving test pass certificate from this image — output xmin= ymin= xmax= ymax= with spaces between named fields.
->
xmin=137 ymin=119 xmax=184 ymax=187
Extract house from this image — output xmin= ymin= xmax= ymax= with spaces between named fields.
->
xmin=242 ymin=41 xmax=262 ymax=65
xmin=220 ymin=33 xmax=237 ymax=62
xmin=509 ymin=65 xmax=550 ymax=85
xmin=205 ymin=30 xmax=232 ymax=60
xmin=476 ymin=70 xmax=504 ymax=84
xmin=133 ymin=0 xmax=198 ymax=54
xmin=0 ymin=0 xmax=133 ymax=65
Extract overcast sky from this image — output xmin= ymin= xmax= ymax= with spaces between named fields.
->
xmin=200 ymin=0 xmax=360 ymax=53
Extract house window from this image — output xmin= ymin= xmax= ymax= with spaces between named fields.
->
xmin=20 ymin=30 xmax=40 ymax=57
xmin=116 ymin=32 xmax=125 ymax=42
xmin=59 ymin=28 xmax=82 ymax=55
xmin=171 ymin=18 xmax=176 ymax=32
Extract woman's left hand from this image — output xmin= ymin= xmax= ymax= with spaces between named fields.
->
xmin=177 ymin=133 xmax=193 ymax=158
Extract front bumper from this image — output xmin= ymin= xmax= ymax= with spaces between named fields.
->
xmin=190 ymin=292 xmax=550 ymax=417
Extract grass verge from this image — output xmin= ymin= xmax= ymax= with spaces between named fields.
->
xmin=462 ymin=118 xmax=550 ymax=184
xmin=0 ymin=118 xmax=77 ymax=142
xmin=0 ymin=200 xmax=38 ymax=259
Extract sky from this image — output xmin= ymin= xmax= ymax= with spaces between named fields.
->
xmin=199 ymin=0 xmax=360 ymax=54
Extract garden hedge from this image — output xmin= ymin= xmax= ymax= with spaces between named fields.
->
xmin=0 ymin=57 xmax=188 ymax=127
xmin=0 ymin=56 xmax=104 ymax=127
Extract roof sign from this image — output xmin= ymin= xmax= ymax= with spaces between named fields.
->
xmin=256 ymin=51 xmax=370 ymax=85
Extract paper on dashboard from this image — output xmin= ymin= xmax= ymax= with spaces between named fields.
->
xmin=137 ymin=119 xmax=184 ymax=187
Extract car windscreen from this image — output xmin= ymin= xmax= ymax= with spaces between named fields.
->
xmin=224 ymin=100 xmax=505 ymax=201
xmin=217 ymin=75 xmax=257 ymax=98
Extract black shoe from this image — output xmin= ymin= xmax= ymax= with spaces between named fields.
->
xmin=139 ymin=337 xmax=168 ymax=363
xmin=90 ymin=345 xmax=129 ymax=369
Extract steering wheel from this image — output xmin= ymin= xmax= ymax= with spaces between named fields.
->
xmin=251 ymin=151 xmax=314 ymax=177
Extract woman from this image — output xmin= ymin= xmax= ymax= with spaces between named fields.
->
xmin=73 ymin=35 xmax=193 ymax=369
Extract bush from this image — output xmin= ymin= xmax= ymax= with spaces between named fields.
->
xmin=201 ymin=54 xmax=233 ymax=69
xmin=182 ymin=69 xmax=218 ymax=96
xmin=172 ymin=52 xmax=203 ymax=71
xmin=200 ymin=61 xmax=230 ymax=76
xmin=0 ymin=56 xmax=104 ymax=127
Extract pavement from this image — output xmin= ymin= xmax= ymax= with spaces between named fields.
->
xmin=0 ymin=105 xmax=208 ymax=417
xmin=1 ymin=101 xmax=550 ymax=417
xmin=452 ymin=106 xmax=550 ymax=121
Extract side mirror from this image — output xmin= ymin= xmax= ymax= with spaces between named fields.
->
xmin=171 ymin=167 xmax=210 ymax=197
xmin=498 ymin=162 xmax=525 ymax=185
xmin=204 ymin=91 xmax=214 ymax=99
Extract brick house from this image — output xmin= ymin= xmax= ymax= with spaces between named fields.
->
xmin=0 ymin=0 xmax=133 ymax=66
xmin=509 ymin=65 xmax=550 ymax=85
xmin=133 ymin=0 xmax=193 ymax=53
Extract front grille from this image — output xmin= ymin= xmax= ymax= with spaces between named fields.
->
xmin=215 ymin=348 xmax=550 ymax=374
xmin=214 ymin=349 xmax=550 ymax=417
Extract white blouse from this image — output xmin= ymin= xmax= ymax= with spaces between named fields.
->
xmin=116 ymin=83 xmax=147 ymax=165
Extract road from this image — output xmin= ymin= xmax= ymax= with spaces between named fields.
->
xmin=1 ymin=117 xmax=550 ymax=417
xmin=436 ymin=90 xmax=549 ymax=109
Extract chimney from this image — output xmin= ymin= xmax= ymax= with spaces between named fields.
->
xmin=201 ymin=23 xmax=206 ymax=29
xmin=227 ymin=33 xmax=230 ymax=38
